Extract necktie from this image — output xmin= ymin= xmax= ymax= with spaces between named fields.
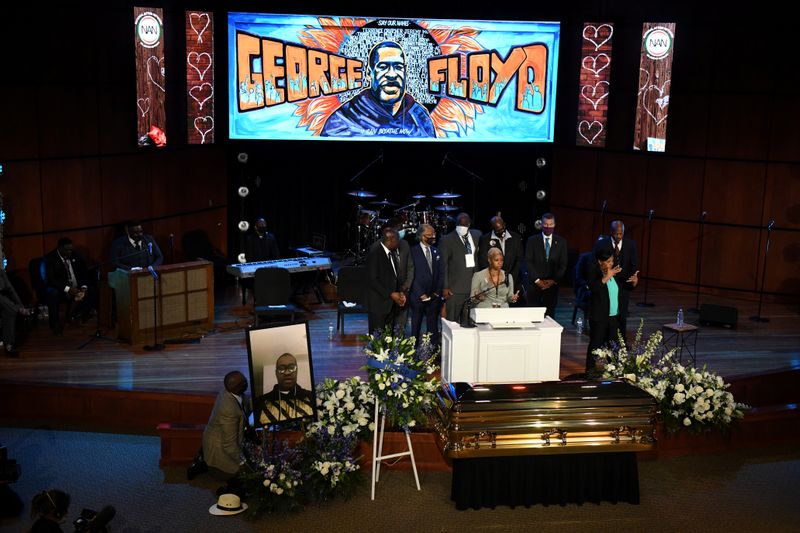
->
xmin=615 ymin=241 xmax=621 ymax=255
xmin=424 ymin=245 xmax=432 ymax=273
xmin=64 ymin=258 xmax=77 ymax=288
xmin=463 ymin=235 xmax=472 ymax=254
xmin=545 ymin=237 xmax=551 ymax=261
xmin=389 ymin=251 xmax=399 ymax=277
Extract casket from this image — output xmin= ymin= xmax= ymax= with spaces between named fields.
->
xmin=434 ymin=380 xmax=658 ymax=458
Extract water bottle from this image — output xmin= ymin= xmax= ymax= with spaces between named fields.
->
xmin=677 ymin=308 xmax=684 ymax=327
xmin=576 ymin=316 xmax=584 ymax=335
xmin=327 ymin=322 xmax=334 ymax=340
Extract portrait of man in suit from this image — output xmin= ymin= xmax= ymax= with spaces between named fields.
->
xmin=246 ymin=322 xmax=316 ymax=428
xmin=525 ymin=212 xmax=568 ymax=319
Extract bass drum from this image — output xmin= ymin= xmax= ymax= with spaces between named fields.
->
xmin=357 ymin=209 xmax=377 ymax=227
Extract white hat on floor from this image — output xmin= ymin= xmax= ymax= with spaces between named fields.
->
xmin=209 ymin=493 xmax=248 ymax=516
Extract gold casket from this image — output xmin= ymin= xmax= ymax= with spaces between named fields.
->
xmin=434 ymin=380 xmax=658 ymax=458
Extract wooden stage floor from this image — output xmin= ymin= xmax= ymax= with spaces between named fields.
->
xmin=1 ymin=283 xmax=798 ymax=395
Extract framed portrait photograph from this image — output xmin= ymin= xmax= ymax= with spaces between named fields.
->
xmin=245 ymin=321 xmax=316 ymax=428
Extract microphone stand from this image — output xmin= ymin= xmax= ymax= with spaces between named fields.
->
xmin=689 ymin=211 xmax=707 ymax=314
xmin=458 ymin=283 xmax=505 ymax=327
xmin=349 ymin=151 xmax=383 ymax=183
xmin=750 ymin=219 xmax=774 ymax=323
xmin=442 ymin=154 xmax=484 ymax=218
xmin=637 ymin=209 xmax=655 ymax=307
xmin=76 ymin=246 xmax=152 ymax=350
xmin=143 ymin=265 xmax=165 ymax=351
xmin=599 ymin=200 xmax=608 ymax=239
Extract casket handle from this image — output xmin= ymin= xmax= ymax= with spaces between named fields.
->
xmin=541 ymin=428 xmax=567 ymax=446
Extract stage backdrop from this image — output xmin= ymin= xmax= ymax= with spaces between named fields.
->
xmin=228 ymin=13 xmax=559 ymax=142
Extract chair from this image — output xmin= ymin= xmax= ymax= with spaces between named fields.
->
xmin=572 ymin=252 xmax=594 ymax=327
xmin=335 ymin=266 xmax=367 ymax=334
xmin=253 ymin=267 xmax=301 ymax=326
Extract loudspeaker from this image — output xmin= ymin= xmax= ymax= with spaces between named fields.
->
xmin=699 ymin=303 xmax=738 ymax=328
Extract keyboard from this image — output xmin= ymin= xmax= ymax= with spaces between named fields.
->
xmin=226 ymin=257 xmax=332 ymax=278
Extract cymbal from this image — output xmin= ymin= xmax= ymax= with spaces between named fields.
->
xmin=370 ymin=199 xmax=398 ymax=207
xmin=434 ymin=204 xmax=460 ymax=212
xmin=432 ymin=191 xmax=461 ymax=199
xmin=412 ymin=193 xmax=426 ymax=199
xmin=347 ymin=189 xmax=376 ymax=198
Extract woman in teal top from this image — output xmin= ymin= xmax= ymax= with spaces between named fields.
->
xmin=586 ymin=247 xmax=625 ymax=374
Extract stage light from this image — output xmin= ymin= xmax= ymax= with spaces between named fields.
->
xmin=535 ymin=157 xmax=547 ymax=169
xmin=0 ymin=163 xmax=4 ymax=176
xmin=238 ymin=220 xmax=249 ymax=232
xmin=536 ymin=190 xmax=547 ymax=201
xmin=237 ymin=186 xmax=250 ymax=198
xmin=0 ymin=210 xmax=6 ymax=224
xmin=237 ymin=253 xmax=247 ymax=263
xmin=237 ymin=152 xmax=249 ymax=164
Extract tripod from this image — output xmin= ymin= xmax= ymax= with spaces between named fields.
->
xmin=750 ymin=219 xmax=774 ymax=323
xmin=637 ymin=209 xmax=656 ymax=308
xmin=77 ymin=267 xmax=119 ymax=350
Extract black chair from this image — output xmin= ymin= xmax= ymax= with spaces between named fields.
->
xmin=335 ymin=266 xmax=367 ymax=334
xmin=28 ymin=257 xmax=47 ymax=309
xmin=253 ymin=267 xmax=301 ymax=326
xmin=572 ymin=252 xmax=594 ymax=327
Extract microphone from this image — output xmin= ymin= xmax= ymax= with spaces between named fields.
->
xmin=767 ymin=219 xmax=775 ymax=231
xmin=148 ymin=241 xmax=153 ymax=256
xmin=87 ymin=505 xmax=116 ymax=532
xmin=648 ymin=209 xmax=655 ymax=221
xmin=147 ymin=265 xmax=159 ymax=280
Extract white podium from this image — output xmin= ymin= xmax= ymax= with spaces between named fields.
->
xmin=441 ymin=308 xmax=563 ymax=384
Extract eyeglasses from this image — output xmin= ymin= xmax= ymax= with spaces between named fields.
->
xmin=276 ymin=364 xmax=297 ymax=375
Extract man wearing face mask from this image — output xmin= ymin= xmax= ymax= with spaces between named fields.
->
xmin=525 ymin=213 xmax=567 ymax=319
xmin=110 ymin=220 xmax=164 ymax=270
xmin=478 ymin=215 xmax=523 ymax=293
xmin=244 ymin=217 xmax=280 ymax=263
xmin=440 ymin=212 xmax=482 ymax=323
xmin=408 ymin=224 xmax=443 ymax=346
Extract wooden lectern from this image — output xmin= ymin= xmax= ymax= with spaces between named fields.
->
xmin=108 ymin=261 xmax=214 ymax=344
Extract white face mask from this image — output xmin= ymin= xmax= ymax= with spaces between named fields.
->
xmin=398 ymin=229 xmax=407 ymax=239
xmin=455 ymin=225 xmax=469 ymax=237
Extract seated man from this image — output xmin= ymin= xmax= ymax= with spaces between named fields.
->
xmin=253 ymin=353 xmax=314 ymax=425
xmin=0 ymin=267 xmax=32 ymax=357
xmin=44 ymin=238 xmax=95 ymax=335
xmin=189 ymin=371 xmax=251 ymax=482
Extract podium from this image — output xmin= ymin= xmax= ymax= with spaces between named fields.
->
xmin=108 ymin=261 xmax=214 ymax=344
xmin=441 ymin=308 xmax=563 ymax=384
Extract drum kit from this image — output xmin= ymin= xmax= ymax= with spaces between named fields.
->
xmin=346 ymin=189 xmax=462 ymax=259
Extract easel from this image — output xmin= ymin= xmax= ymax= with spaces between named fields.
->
xmin=370 ymin=399 xmax=420 ymax=500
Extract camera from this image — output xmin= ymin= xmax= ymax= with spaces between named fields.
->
xmin=0 ymin=446 xmax=21 ymax=484
xmin=73 ymin=505 xmax=116 ymax=532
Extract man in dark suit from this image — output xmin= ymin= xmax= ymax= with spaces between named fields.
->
xmin=371 ymin=218 xmax=414 ymax=333
xmin=440 ymin=212 xmax=482 ymax=323
xmin=109 ymin=220 xmax=164 ymax=270
xmin=409 ymin=224 xmax=443 ymax=346
xmin=43 ymin=238 xmax=95 ymax=335
xmin=478 ymin=215 xmax=523 ymax=286
xmin=252 ymin=353 xmax=315 ymax=425
xmin=525 ymin=212 xmax=567 ymax=319
xmin=244 ymin=217 xmax=280 ymax=262
xmin=0 ymin=268 xmax=32 ymax=356
xmin=366 ymin=228 xmax=407 ymax=334
xmin=593 ymin=220 xmax=639 ymax=338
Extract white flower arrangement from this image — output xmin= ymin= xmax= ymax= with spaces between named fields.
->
xmin=308 ymin=376 xmax=376 ymax=442
xmin=364 ymin=329 xmax=440 ymax=431
xmin=595 ymin=321 xmax=747 ymax=433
